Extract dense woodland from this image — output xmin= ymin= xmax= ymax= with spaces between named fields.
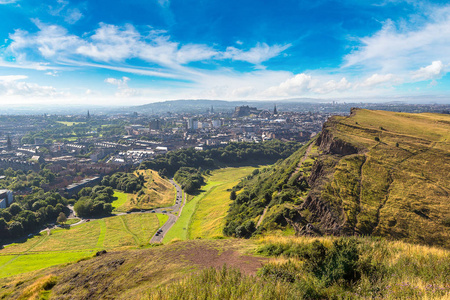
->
xmin=174 ymin=167 xmax=206 ymax=194
xmin=140 ymin=140 xmax=302 ymax=177
xmin=0 ymin=168 xmax=57 ymax=191
xmin=73 ymin=186 xmax=114 ymax=218
xmin=0 ymin=190 xmax=69 ymax=240
xmin=101 ymin=172 xmax=144 ymax=193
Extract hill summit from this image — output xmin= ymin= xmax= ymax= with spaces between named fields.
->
xmin=225 ymin=109 xmax=450 ymax=248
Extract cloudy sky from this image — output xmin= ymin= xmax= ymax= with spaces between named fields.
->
xmin=0 ymin=0 xmax=450 ymax=105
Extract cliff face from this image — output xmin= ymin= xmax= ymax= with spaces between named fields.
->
xmin=298 ymin=122 xmax=361 ymax=236
xmin=293 ymin=109 xmax=450 ymax=248
xmin=225 ymin=109 xmax=449 ymax=248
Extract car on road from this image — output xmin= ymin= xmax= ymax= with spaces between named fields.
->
xmin=151 ymin=210 xmax=155 ymax=213
xmin=86 ymin=219 xmax=91 ymax=222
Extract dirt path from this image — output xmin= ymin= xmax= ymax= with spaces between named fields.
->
xmin=256 ymin=206 xmax=269 ymax=228
xmin=289 ymin=143 xmax=314 ymax=181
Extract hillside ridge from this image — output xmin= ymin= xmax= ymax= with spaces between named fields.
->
xmin=226 ymin=109 xmax=450 ymax=248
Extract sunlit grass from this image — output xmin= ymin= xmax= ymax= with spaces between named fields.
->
xmin=189 ymin=167 xmax=259 ymax=239
xmin=0 ymin=214 xmax=160 ymax=277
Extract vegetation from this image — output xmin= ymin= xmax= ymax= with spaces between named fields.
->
xmin=0 ymin=213 xmax=160 ymax=278
xmin=111 ymin=191 xmax=128 ymax=211
xmin=0 ymin=189 xmax=69 ymax=242
xmin=189 ymin=167 xmax=259 ymax=239
xmin=111 ymin=170 xmax=176 ymax=211
xmin=174 ymin=167 xmax=205 ymax=194
xmin=140 ymin=140 xmax=301 ymax=176
xmin=163 ymin=167 xmax=258 ymax=242
xmin=0 ymin=168 xmax=57 ymax=192
xmin=224 ymin=110 xmax=450 ymax=248
xmin=21 ymin=119 xmax=126 ymax=144
xmin=101 ymin=172 xmax=145 ymax=194
xmin=73 ymin=186 xmax=114 ymax=218
xmin=148 ymin=266 xmax=305 ymax=300
xmin=254 ymin=235 xmax=450 ymax=299
xmin=223 ymin=139 xmax=318 ymax=238
xmin=1 ymin=232 xmax=449 ymax=299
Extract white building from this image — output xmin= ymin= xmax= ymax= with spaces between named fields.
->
xmin=0 ymin=190 xmax=13 ymax=209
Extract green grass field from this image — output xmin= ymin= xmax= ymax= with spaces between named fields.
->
xmin=111 ymin=191 xmax=129 ymax=211
xmin=56 ymin=121 xmax=86 ymax=126
xmin=189 ymin=167 xmax=259 ymax=239
xmin=163 ymin=166 xmax=259 ymax=243
xmin=156 ymin=213 xmax=169 ymax=227
xmin=0 ymin=213 xmax=160 ymax=278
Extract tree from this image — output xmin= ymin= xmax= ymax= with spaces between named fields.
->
xmin=8 ymin=203 xmax=22 ymax=216
xmin=57 ymin=212 xmax=67 ymax=224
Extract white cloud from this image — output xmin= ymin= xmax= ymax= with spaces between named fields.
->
xmin=105 ymin=76 xmax=140 ymax=97
xmin=105 ymin=76 xmax=130 ymax=88
xmin=0 ymin=0 xmax=18 ymax=3
xmin=345 ymin=6 xmax=450 ymax=73
xmin=314 ymin=78 xmax=352 ymax=94
xmin=65 ymin=8 xmax=83 ymax=24
xmin=0 ymin=75 xmax=28 ymax=81
xmin=176 ymin=44 xmax=217 ymax=64
xmin=0 ymin=75 xmax=60 ymax=97
xmin=360 ymin=73 xmax=397 ymax=87
xmin=8 ymin=20 xmax=82 ymax=59
xmin=264 ymin=73 xmax=313 ymax=97
xmin=6 ymin=22 xmax=289 ymax=80
xmin=223 ymin=43 xmax=291 ymax=65
xmin=411 ymin=60 xmax=445 ymax=81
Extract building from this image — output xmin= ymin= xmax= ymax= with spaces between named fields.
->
xmin=0 ymin=190 xmax=13 ymax=209
xmin=65 ymin=177 xmax=102 ymax=197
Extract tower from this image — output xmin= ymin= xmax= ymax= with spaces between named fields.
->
xmin=87 ymin=110 xmax=90 ymax=119
xmin=273 ymin=105 xmax=278 ymax=115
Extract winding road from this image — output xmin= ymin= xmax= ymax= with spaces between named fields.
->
xmin=150 ymin=179 xmax=186 ymax=243
xmin=32 ymin=179 xmax=186 ymax=244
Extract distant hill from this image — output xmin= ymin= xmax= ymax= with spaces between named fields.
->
xmin=225 ymin=109 xmax=450 ymax=248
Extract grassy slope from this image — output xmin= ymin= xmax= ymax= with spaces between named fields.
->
xmin=0 ymin=213 xmax=160 ymax=278
xmin=112 ymin=170 xmax=176 ymax=211
xmin=226 ymin=110 xmax=449 ymax=248
xmin=320 ymin=109 xmax=450 ymax=247
xmin=111 ymin=191 xmax=128 ymax=211
xmin=162 ymin=166 xmax=258 ymax=243
xmin=189 ymin=167 xmax=259 ymax=239
xmin=0 ymin=236 xmax=448 ymax=299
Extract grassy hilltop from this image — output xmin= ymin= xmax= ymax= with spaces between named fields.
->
xmin=0 ymin=109 xmax=449 ymax=299
xmin=225 ymin=109 xmax=450 ymax=248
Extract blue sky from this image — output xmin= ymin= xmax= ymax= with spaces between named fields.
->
xmin=0 ymin=0 xmax=449 ymax=105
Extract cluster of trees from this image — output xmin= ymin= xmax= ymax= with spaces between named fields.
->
xmin=21 ymin=119 xmax=126 ymax=144
xmin=174 ymin=167 xmax=205 ymax=194
xmin=101 ymin=172 xmax=144 ymax=193
xmin=224 ymin=142 xmax=313 ymax=238
xmin=73 ymin=186 xmax=114 ymax=218
xmin=0 ymin=189 xmax=69 ymax=240
xmin=140 ymin=140 xmax=302 ymax=177
xmin=0 ymin=168 xmax=56 ymax=191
